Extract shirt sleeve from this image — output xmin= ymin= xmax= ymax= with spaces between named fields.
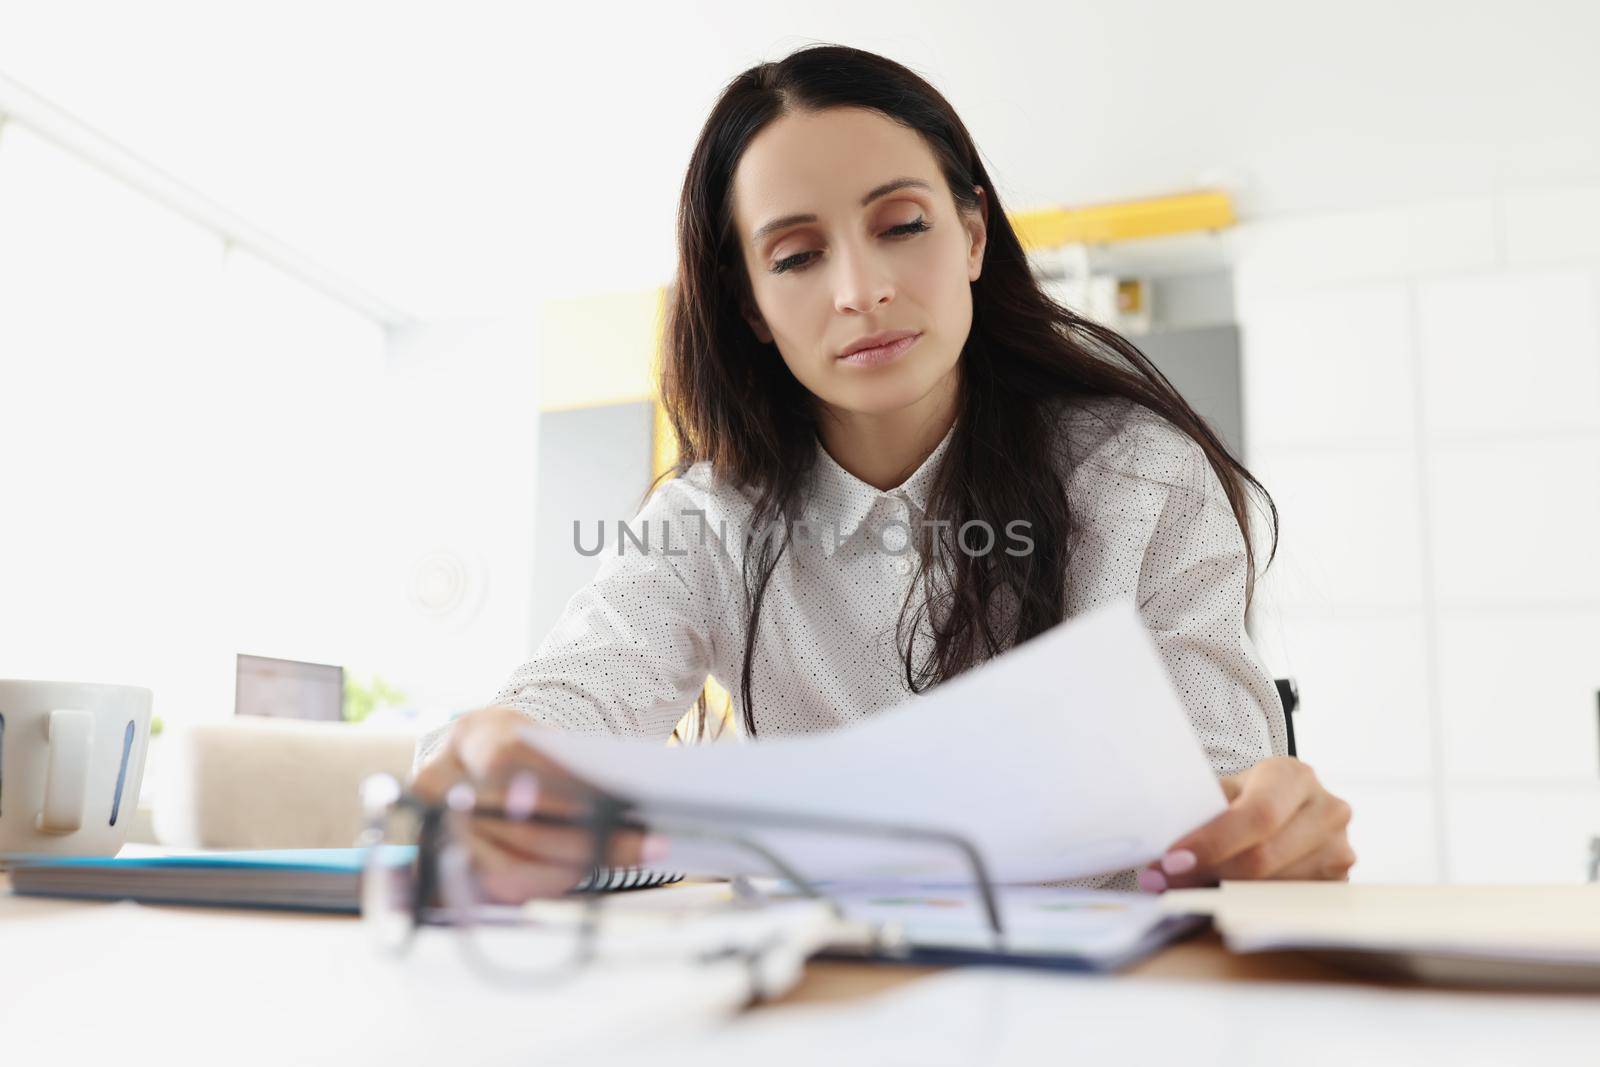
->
xmin=1056 ymin=409 xmax=1288 ymax=892
xmin=1132 ymin=422 xmax=1289 ymax=772
xmin=413 ymin=474 xmax=734 ymax=768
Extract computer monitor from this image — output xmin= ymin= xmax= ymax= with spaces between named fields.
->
xmin=234 ymin=653 xmax=344 ymax=722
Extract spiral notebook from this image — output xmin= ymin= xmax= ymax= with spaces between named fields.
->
xmin=5 ymin=847 xmax=684 ymax=913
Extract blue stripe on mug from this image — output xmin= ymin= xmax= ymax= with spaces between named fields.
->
xmin=110 ymin=719 xmax=135 ymax=826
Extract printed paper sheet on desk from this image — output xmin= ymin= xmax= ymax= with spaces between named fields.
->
xmin=528 ymin=599 xmax=1227 ymax=885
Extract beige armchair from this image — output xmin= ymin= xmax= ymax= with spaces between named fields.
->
xmin=149 ymin=716 xmax=419 ymax=850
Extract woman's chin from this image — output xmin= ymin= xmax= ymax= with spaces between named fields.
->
xmin=828 ymin=362 xmax=955 ymax=418
xmin=831 ymin=381 xmax=929 ymax=417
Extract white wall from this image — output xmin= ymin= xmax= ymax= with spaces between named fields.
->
xmin=7 ymin=2 xmax=1598 ymax=314
xmin=1235 ymin=189 xmax=1600 ymax=883
xmin=0 ymin=121 xmax=542 ymax=736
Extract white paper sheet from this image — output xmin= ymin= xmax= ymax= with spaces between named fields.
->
xmin=527 ymin=599 xmax=1226 ymax=884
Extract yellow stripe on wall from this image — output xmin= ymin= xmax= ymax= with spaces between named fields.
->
xmin=539 ymin=286 xmax=669 ymax=412
xmin=652 ymin=398 xmax=678 ymax=482
xmin=1010 ymin=190 xmax=1236 ymax=250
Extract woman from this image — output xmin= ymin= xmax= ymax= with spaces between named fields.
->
xmin=413 ymin=43 xmax=1355 ymax=901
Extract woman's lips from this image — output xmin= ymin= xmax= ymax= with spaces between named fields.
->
xmin=837 ymin=332 xmax=921 ymax=367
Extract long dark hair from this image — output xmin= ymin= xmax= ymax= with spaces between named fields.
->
xmin=656 ymin=43 xmax=1276 ymax=739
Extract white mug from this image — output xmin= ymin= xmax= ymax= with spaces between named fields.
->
xmin=0 ymin=679 xmax=153 ymax=858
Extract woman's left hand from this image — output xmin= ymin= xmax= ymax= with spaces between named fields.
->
xmin=1138 ymin=757 xmax=1356 ymax=892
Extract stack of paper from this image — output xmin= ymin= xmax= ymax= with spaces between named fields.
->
xmin=1163 ymin=883 xmax=1600 ymax=988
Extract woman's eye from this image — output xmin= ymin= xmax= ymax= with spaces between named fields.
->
xmin=770 ymin=251 xmax=814 ymax=274
xmin=769 ymin=216 xmax=931 ymax=275
xmin=885 ymin=217 xmax=931 ymax=238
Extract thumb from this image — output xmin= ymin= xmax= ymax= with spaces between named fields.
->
xmin=410 ymin=727 xmax=472 ymax=801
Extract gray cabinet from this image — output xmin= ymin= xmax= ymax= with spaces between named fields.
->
xmin=1133 ymin=324 xmax=1245 ymax=459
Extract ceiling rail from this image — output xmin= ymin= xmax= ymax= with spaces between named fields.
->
xmin=0 ymin=70 xmax=418 ymax=334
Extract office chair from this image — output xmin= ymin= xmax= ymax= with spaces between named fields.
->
xmin=1273 ymin=677 xmax=1299 ymax=759
xmin=1591 ymin=692 xmax=1599 ymax=883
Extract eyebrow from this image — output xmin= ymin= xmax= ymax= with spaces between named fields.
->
xmin=750 ymin=177 xmax=934 ymax=247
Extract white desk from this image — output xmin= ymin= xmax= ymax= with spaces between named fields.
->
xmin=4 ymin=876 xmax=1597 ymax=1066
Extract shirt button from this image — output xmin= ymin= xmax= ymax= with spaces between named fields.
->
xmin=879 ymin=522 xmax=910 ymax=554
xmin=894 ymin=557 xmax=913 ymax=576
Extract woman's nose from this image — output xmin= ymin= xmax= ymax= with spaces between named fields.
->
xmin=832 ymin=244 xmax=895 ymax=314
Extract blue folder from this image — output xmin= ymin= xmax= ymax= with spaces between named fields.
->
xmin=5 ymin=847 xmax=681 ymax=913
xmin=5 ymin=848 xmax=387 ymax=913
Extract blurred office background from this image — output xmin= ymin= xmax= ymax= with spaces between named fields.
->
xmin=1 ymin=1 xmax=1597 ymax=882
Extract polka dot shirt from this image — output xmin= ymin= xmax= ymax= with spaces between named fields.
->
xmin=417 ymin=396 xmax=1289 ymax=892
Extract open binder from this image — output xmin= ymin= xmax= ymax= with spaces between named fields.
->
xmin=637 ymin=798 xmax=1200 ymax=972
xmin=367 ymin=781 xmax=1203 ymax=976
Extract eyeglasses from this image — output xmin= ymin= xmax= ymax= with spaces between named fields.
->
xmin=356 ymin=771 xmax=1008 ymax=987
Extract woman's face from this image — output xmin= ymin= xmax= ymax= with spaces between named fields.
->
xmin=729 ymin=106 xmax=987 ymax=420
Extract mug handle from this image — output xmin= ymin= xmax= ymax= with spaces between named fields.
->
xmin=36 ymin=709 xmax=93 ymax=834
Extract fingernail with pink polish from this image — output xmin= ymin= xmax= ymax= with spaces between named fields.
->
xmin=505 ymin=772 xmax=539 ymax=820
xmin=1137 ymin=868 xmax=1168 ymax=893
xmin=641 ymin=833 xmax=671 ymax=865
xmin=1161 ymin=849 xmax=1198 ymax=875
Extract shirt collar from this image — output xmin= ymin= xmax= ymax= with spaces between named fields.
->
xmin=803 ymin=419 xmax=958 ymax=557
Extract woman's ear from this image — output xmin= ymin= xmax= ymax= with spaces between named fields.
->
xmin=726 ymin=266 xmax=774 ymax=344
xmin=966 ymin=184 xmax=989 ymax=284
xmin=743 ymin=303 xmax=774 ymax=345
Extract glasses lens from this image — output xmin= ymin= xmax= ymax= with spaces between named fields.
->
xmin=358 ymin=789 xmax=430 ymax=952
xmin=435 ymin=804 xmax=602 ymax=982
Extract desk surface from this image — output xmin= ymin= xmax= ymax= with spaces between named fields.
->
xmin=12 ymin=871 xmax=1600 ymax=1067
xmin=0 ymin=871 xmax=1410 ymax=1007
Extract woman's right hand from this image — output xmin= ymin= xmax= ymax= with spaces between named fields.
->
xmin=409 ymin=705 xmax=664 ymax=904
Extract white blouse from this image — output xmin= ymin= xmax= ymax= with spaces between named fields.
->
xmin=416 ymin=396 xmax=1289 ymax=892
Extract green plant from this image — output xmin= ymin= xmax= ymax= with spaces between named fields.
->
xmin=343 ymin=673 xmax=408 ymax=724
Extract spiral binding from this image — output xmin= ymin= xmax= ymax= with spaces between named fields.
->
xmin=572 ymin=866 xmax=686 ymax=893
